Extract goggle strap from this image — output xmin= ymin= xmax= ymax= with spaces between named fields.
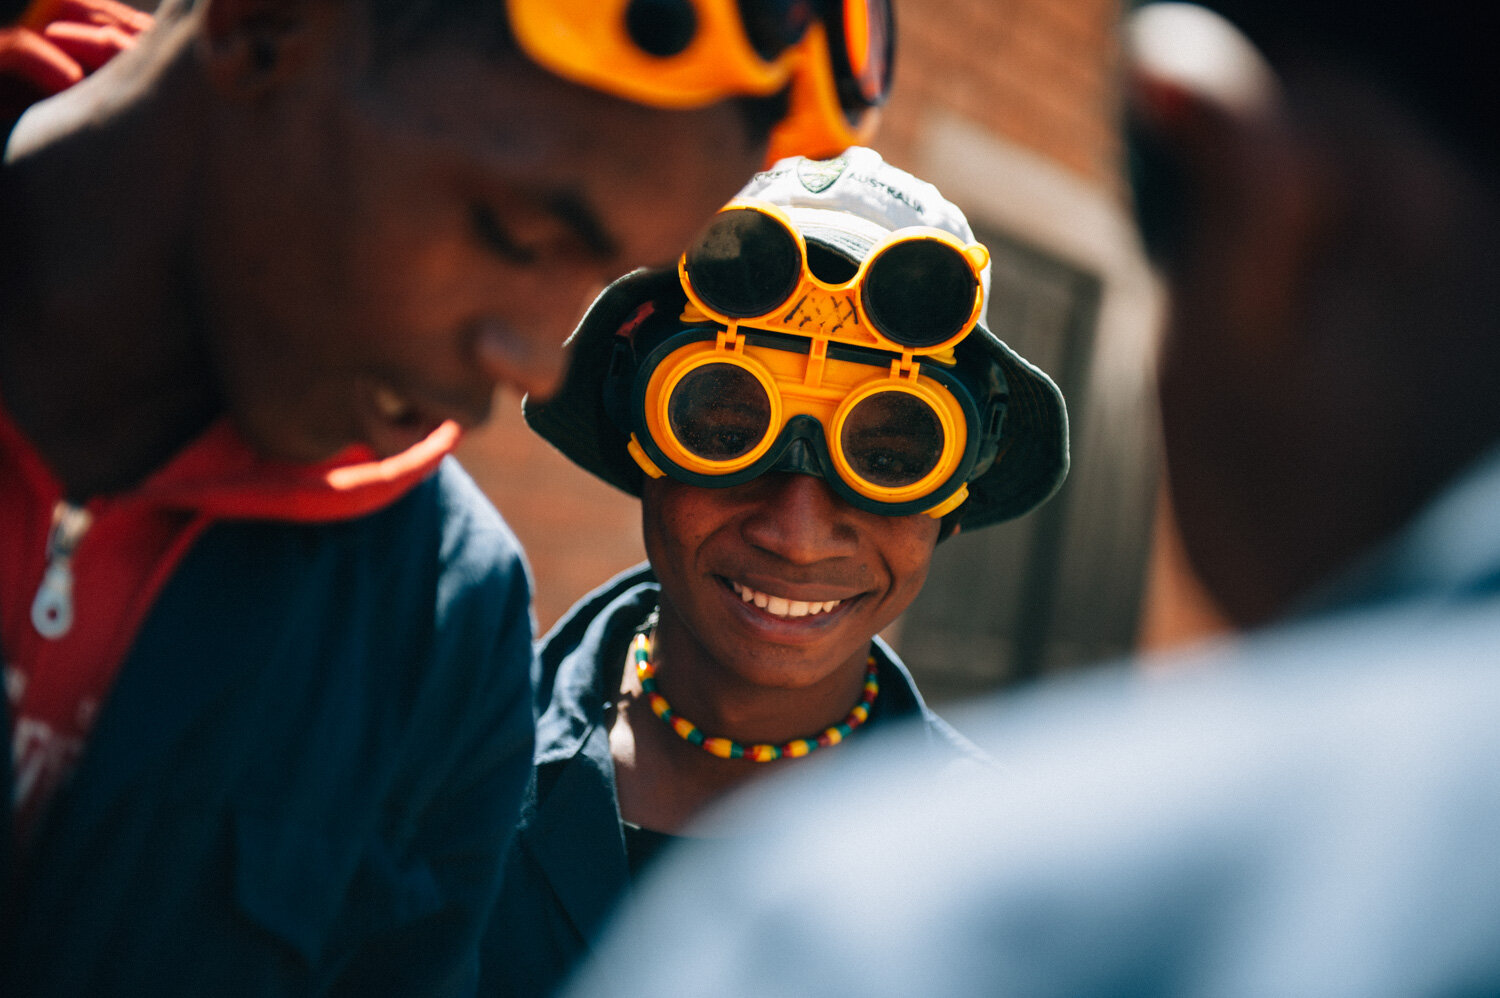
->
xmin=628 ymin=435 xmax=668 ymax=480
xmin=922 ymin=483 xmax=969 ymax=520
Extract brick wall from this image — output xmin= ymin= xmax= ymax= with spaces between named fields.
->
xmin=876 ymin=0 xmax=1121 ymax=187
xmin=456 ymin=0 xmax=1125 ymax=635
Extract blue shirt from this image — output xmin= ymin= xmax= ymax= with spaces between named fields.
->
xmin=1 ymin=460 xmax=536 ymax=997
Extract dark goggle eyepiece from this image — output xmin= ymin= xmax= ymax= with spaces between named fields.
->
xmin=622 ymin=326 xmax=1006 ymax=517
xmin=837 ymin=388 xmax=945 ymax=487
xmin=666 ymin=361 xmax=774 ymax=461
xmin=665 ymin=360 xmax=946 ymax=491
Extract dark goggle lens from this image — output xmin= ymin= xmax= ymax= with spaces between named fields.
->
xmin=840 ymin=391 xmax=944 ymax=488
xmin=624 ymin=0 xmax=700 ymax=57
xmin=736 ymin=0 xmax=816 ymax=61
xmin=668 ymin=363 xmax=773 ymax=460
xmin=861 ymin=239 xmax=978 ymax=348
xmin=685 ymin=208 xmax=803 ymax=318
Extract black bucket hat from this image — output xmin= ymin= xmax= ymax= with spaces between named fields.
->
xmin=525 ymin=148 xmax=1069 ymax=532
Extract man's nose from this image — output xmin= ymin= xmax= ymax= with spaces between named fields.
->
xmin=740 ymin=472 xmax=858 ymax=565
xmin=473 ymin=319 xmax=569 ymax=400
xmin=473 ymin=278 xmax=603 ymax=400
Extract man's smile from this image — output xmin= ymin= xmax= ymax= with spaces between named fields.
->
xmin=730 ymin=580 xmax=845 ymax=619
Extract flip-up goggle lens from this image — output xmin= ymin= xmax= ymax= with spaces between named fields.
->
xmin=681 ymin=207 xmax=803 ymax=319
xmin=681 ymin=202 xmax=987 ymax=353
xmin=861 ymin=239 xmax=980 ymax=349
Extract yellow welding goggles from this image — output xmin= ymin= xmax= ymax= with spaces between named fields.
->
xmin=606 ymin=204 xmax=1006 ymax=518
xmin=504 ymin=0 xmax=893 ymax=162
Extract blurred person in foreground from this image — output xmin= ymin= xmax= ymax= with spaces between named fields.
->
xmin=562 ymin=2 xmax=1500 ymax=996
xmin=482 ymin=147 xmax=1067 ymax=997
xmin=0 ymin=0 xmax=895 ymax=993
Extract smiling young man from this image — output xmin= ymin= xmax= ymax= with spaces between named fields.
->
xmin=482 ymin=147 xmax=1068 ymax=997
xmin=0 ymin=0 xmax=895 ymax=993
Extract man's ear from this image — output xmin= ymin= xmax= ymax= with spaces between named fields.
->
xmin=1125 ymin=3 xmax=1333 ymax=361
xmin=199 ymin=0 xmax=337 ymax=94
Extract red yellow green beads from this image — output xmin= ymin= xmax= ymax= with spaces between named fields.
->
xmin=632 ymin=630 xmax=879 ymax=762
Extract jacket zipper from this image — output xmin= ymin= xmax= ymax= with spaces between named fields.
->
xmin=30 ymin=500 xmax=94 ymax=639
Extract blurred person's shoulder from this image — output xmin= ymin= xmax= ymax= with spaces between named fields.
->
xmin=568 ymin=588 xmax=1500 ymax=997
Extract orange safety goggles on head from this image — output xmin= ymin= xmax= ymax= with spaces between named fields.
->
xmin=505 ymin=0 xmax=894 ymax=162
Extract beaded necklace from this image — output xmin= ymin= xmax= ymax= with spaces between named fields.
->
xmin=630 ymin=627 xmax=879 ymax=762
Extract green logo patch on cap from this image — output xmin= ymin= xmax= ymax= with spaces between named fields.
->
xmin=796 ymin=155 xmax=848 ymax=193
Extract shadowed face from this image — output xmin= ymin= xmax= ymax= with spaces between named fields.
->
xmin=642 ymin=471 xmax=940 ymax=692
xmin=197 ymin=15 xmax=762 ymax=461
xmin=1125 ymin=2 xmax=1500 ymax=625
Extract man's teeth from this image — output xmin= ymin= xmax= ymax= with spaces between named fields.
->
xmin=731 ymin=581 xmax=842 ymax=618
